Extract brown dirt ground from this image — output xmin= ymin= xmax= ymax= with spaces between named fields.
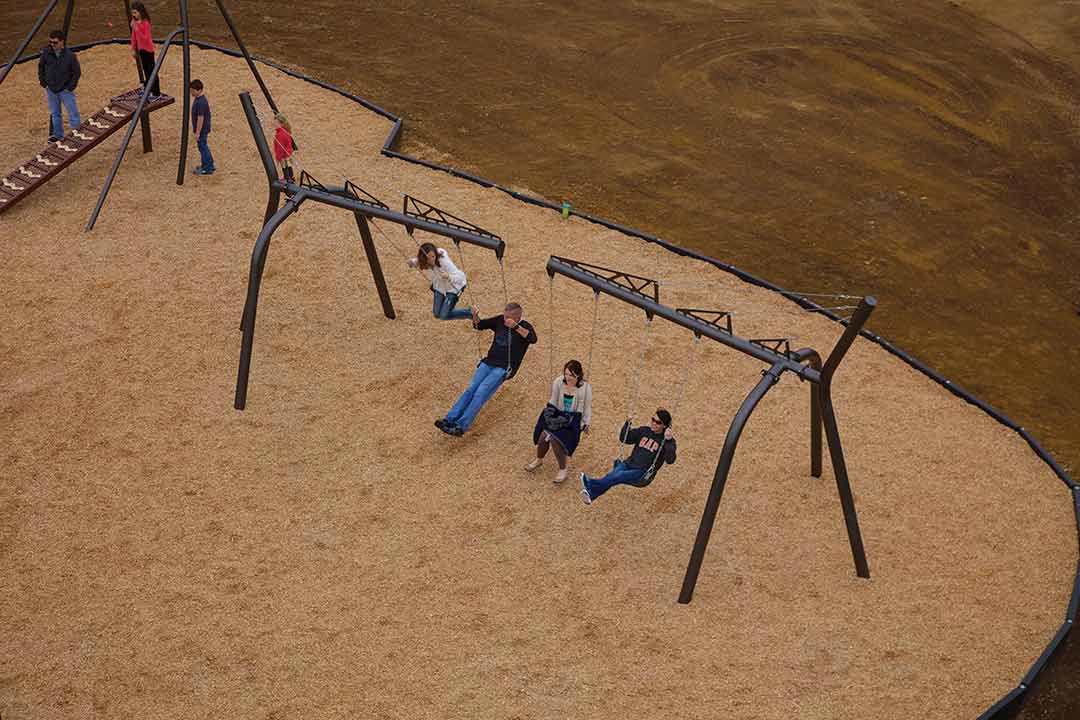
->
xmin=1 ymin=46 xmax=1076 ymax=719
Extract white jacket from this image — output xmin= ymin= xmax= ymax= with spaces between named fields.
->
xmin=548 ymin=375 xmax=593 ymax=427
xmin=421 ymin=248 xmax=467 ymax=294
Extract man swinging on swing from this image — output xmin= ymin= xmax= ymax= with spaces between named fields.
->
xmin=436 ymin=302 xmax=538 ymax=437
xmin=579 ymin=409 xmax=677 ymax=505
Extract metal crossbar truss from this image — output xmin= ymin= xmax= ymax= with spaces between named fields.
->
xmin=749 ymin=337 xmax=792 ymax=358
xmin=342 ymin=179 xmax=388 ymax=209
xmin=676 ymin=308 xmax=733 ymax=335
xmin=550 ymin=256 xmax=660 ymax=303
xmin=403 ymin=194 xmax=501 ymax=242
xmin=298 ymin=170 xmax=327 ymax=192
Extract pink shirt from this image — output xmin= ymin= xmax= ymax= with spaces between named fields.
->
xmin=274 ymin=126 xmax=295 ymax=162
xmin=131 ymin=20 xmax=154 ymax=53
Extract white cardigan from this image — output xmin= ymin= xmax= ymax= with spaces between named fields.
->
xmin=548 ymin=375 xmax=593 ymax=427
xmin=419 ymin=248 xmax=467 ymax=294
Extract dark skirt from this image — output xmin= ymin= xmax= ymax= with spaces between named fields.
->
xmin=532 ymin=404 xmax=583 ymax=456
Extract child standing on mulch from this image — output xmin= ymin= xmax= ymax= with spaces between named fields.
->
xmin=274 ymin=114 xmax=297 ymax=183
xmin=130 ymin=3 xmax=162 ymax=100
xmin=190 ymin=79 xmax=215 ymax=175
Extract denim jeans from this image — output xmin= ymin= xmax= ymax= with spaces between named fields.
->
xmin=46 ymin=89 xmax=80 ymax=137
xmin=444 ymin=361 xmax=508 ymax=432
xmin=196 ymin=134 xmax=215 ymax=171
xmin=583 ymin=460 xmax=649 ymax=500
xmin=432 ymin=288 xmax=471 ymax=320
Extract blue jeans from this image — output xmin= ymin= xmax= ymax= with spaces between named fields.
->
xmin=46 ymin=89 xmax=80 ymax=137
xmin=583 ymin=460 xmax=649 ymax=500
xmin=444 ymin=361 xmax=508 ymax=432
xmin=432 ymin=288 xmax=471 ymax=320
xmin=196 ymin=134 xmax=215 ymax=171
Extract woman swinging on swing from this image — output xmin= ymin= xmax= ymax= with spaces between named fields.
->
xmin=579 ymin=408 xmax=677 ymax=505
xmin=525 ymin=359 xmax=593 ymax=483
xmin=406 ymin=242 xmax=472 ymax=320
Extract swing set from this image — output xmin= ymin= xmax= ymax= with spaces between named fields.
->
xmin=546 ymin=255 xmax=875 ymax=604
xmin=233 ymin=91 xmax=508 ymax=410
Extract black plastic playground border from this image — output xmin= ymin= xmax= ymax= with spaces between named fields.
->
xmin=12 ymin=37 xmax=1080 ymax=719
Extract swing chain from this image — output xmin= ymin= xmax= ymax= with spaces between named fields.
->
xmin=585 ymin=291 xmax=600 ymax=381
xmin=547 ymin=274 xmax=555 ymax=385
xmin=619 ymin=313 xmax=653 ymax=459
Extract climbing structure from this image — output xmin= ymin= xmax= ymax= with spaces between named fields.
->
xmin=0 ymin=89 xmax=173 ymax=215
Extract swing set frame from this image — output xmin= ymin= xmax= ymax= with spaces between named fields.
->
xmin=233 ymin=90 xmax=506 ymax=410
xmin=545 ymin=255 xmax=875 ymax=604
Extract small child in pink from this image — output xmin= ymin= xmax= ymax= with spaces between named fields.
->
xmin=273 ymin=114 xmax=296 ymax=183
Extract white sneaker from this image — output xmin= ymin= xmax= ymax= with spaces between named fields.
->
xmin=553 ymin=469 xmax=568 ymax=484
xmin=524 ymin=458 xmax=543 ymax=472
xmin=579 ymin=473 xmax=592 ymax=505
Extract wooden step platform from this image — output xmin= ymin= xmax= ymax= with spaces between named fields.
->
xmin=0 ymin=88 xmax=175 ymax=216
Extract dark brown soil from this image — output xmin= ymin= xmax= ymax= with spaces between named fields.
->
xmin=3 ymin=1 xmax=1080 ymax=717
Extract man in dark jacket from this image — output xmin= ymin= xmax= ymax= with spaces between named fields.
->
xmin=579 ymin=409 xmax=677 ymax=504
xmin=38 ymin=30 xmax=81 ymax=142
xmin=436 ymin=302 xmax=538 ymax=436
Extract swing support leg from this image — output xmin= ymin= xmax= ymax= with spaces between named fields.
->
xmin=817 ymin=297 xmax=876 ymax=580
xmin=791 ymin=347 xmax=823 ymax=478
xmin=679 ymin=362 xmax=785 ymax=604
xmin=354 ymin=213 xmax=396 ymax=320
xmin=235 ymin=191 xmax=307 ymax=410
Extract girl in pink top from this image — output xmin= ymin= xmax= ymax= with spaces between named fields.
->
xmin=130 ymin=3 xmax=162 ymax=99
xmin=273 ymin=113 xmax=297 ymax=183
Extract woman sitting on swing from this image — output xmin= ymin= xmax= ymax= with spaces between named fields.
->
xmin=406 ymin=242 xmax=472 ymax=320
xmin=526 ymin=359 xmax=593 ymax=483
xmin=579 ymin=408 xmax=676 ymax=505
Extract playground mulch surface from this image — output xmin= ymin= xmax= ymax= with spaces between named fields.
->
xmin=1 ymin=46 xmax=1075 ymax=719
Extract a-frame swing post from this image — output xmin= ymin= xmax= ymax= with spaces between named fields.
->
xmin=214 ymin=0 xmax=279 ymax=114
xmin=354 ymin=213 xmax=396 ymax=320
xmin=818 ymin=296 xmax=876 ymax=579
xmin=61 ymin=0 xmax=75 ymax=39
xmin=238 ymin=91 xmax=283 ymax=224
xmin=0 ymin=0 xmax=61 ymax=88
xmin=175 ymin=0 xmax=191 ymax=183
xmin=235 ymin=191 xmax=308 ymax=410
xmin=679 ymin=362 xmax=787 ymax=604
xmin=791 ymin=347 xmax=824 ymax=478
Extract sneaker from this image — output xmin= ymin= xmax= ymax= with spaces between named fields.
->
xmin=192 ymin=165 xmax=204 ymax=175
xmin=435 ymin=418 xmax=449 ymax=432
xmin=579 ymin=473 xmax=593 ymax=505
xmin=47 ymin=136 xmax=61 ymax=143
xmin=524 ymin=459 xmax=543 ymax=472
xmin=203 ymin=168 xmax=215 ymax=175
xmin=554 ymin=469 xmax=568 ymax=484
xmin=447 ymin=426 xmax=464 ymax=437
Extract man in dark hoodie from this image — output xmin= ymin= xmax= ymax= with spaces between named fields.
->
xmin=579 ymin=408 xmax=677 ymax=504
xmin=38 ymin=30 xmax=81 ymax=142
xmin=436 ymin=302 xmax=538 ymax=437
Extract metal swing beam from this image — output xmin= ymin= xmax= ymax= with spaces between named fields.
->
xmin=233 ymin=90 xmax=506 ymax=410
xmin=545 ymin=255 xmax=875 ymax=603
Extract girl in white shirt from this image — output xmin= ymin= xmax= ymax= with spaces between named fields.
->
xmin=526 ymin=359 xmax=593 ymax=483
xmin=406 ymin=242 xmax=471 ymax=320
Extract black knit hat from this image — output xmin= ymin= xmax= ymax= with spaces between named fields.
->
xmin=655 ymin=408 xmax=672 ymax=428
